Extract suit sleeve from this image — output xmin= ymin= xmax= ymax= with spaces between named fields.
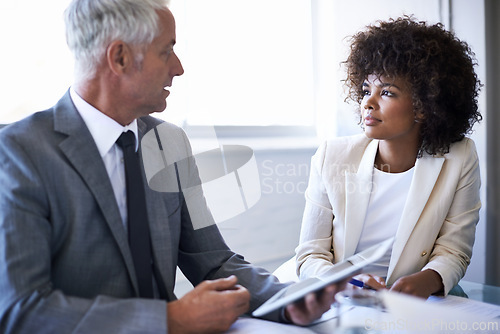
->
xmin=0 ymin=131 xmax=167 ymax=334
xmin=422 ymin=139 xmax=481 ymax=295
xmin=165 ymin=128 xmax=289 ymax=322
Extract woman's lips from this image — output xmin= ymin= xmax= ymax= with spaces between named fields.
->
xmin=364 ymin=115 xmax=381 ymax=126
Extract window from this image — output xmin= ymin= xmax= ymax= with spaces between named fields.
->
xmin=166 ymin=0 xmax=315 ymax=128
xmin=0 ymin=0 xmax=73 ymax=124
xmin=1 ymin=0 xmax=444 ymax=137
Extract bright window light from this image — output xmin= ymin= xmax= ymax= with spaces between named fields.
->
xmin=0 ymin=0 xmax=73 ymax=124
xmin=166 ymin=0 xmax=315 ymax=127
xmin=0 ymin=0 xmax=442 ymax=133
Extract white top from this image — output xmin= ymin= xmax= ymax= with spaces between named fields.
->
xmin=70 ymin=87 xmax=138 ymax=229
xmin=354 ymin=166 xmax=414 ymax=277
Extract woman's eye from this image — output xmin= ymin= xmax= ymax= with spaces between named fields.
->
xmin=382 ymin=90 xmax=394 ymax=97
xmin=362 ymin=89 xmax=370 ymax=96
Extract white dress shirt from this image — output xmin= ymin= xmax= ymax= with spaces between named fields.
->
xmin=70 ymin=87 xmax=138 ymax=230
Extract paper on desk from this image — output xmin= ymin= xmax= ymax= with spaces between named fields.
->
xmin=427 ymin=295 xmax=500 ymax=320
xmin=380 ymin=290 xmax=500 ymax=333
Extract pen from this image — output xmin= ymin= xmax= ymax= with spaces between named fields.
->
xmin=349 ymin=278 xmax=376 ymax=290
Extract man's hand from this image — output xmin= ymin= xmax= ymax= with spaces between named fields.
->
xmin=167 ymin=275 xmax=250 ymax=334
xmin=389 ymin=269 xmax=444 ymax=299
xmin=284 ymin=281 xmax=347 ymax=326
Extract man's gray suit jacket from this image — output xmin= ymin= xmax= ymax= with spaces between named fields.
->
xmin=0 ymin=91 xmax=287 ymax=333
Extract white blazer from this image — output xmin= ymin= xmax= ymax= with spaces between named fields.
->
xmin=295 ymin=134 xmax=481 ymax=294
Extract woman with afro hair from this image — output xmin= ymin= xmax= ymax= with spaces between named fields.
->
xmin=295 ymin=16 xmax=482 ymax=298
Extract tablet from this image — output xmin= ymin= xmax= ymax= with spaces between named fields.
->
xmin=252 ymin=237 xmax=394 ymax=317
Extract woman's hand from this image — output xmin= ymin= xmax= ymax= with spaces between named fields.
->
xmin=350 ymin=273 xmax=387 ymax=290
xmin=389 ymin=269 xmax=444 ymax=299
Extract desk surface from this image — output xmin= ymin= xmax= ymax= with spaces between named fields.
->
xmin=228 ymin=280 xmax=500 ymax=333
xmin=308 ymin=283 xmax=500 ymax=334
xmin=460 ymin=280 xmax=500 ymax=306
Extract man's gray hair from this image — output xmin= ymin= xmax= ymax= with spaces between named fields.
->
xmin=64 ymin=0 xmax=169 ymax=81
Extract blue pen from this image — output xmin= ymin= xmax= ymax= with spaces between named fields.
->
xmin=349 ymin=278 xmax=364 ymax=288
xmin=349 ymin=278 xmax=376 ymax=290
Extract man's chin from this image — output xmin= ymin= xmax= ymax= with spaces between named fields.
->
xmin=151 ymin=102 xmax=167 ymax=114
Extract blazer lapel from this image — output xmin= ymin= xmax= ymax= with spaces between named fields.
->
xmin=387 ymin=154 xmax=445 ymax=279
xmin=53 ymin=91 xmax=139 ymax=294
xmin=343 ymin=140 xmax=379 ymax=258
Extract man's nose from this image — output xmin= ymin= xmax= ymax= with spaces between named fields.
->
xmin=172 ymin=52 xmax=184 ymax=77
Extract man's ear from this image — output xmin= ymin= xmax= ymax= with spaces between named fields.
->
xmin=106 ymin=40 xmax=132 ymax=75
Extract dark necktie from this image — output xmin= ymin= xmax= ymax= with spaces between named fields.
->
xmin=116 ymin=131 xmax=154 ymax=298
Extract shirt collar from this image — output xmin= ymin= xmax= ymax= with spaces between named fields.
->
xmin=70 ymin=87 xmax=139 ymax=156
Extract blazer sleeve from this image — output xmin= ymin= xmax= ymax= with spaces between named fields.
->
xmin=0 ymin=130 xmax=168 ymax=334
xmin=295 ymin=141 xmax=336 ymax=279
xmin=422 ymin=138 xmax=481 ymax=295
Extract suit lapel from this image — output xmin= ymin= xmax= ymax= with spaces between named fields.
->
xmin=343 ymin=140 xmax=379 ymax=258
xmin=387 ymin=154 xmax=445 ymax=279
xmin=53 ymin=91 xmax=139 ymax=294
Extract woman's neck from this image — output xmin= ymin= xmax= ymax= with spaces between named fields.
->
xmin=375 ymin=140 xmax=419 ymax=173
